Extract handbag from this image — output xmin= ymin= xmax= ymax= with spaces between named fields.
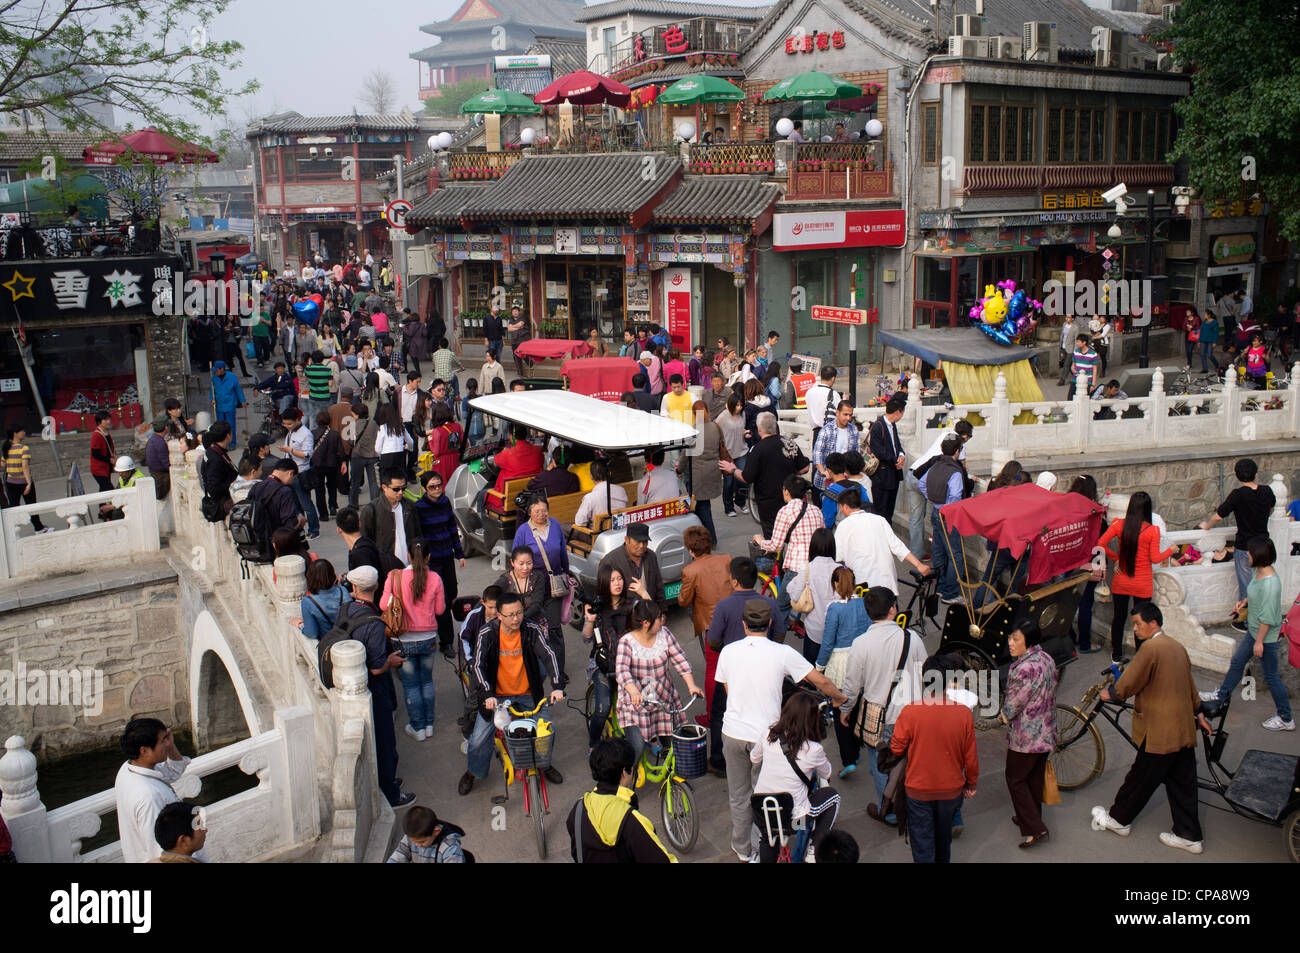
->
xmin=381 ymin=569 xmax=408 ymax=637
xmin=1042 ymin=760 xmax=1061 ymax=805
xmin=531 ymin=525 xmax=571 ymax=599
xmin=790 ymin=572 xmax=815 ymax=615
xmin=854 ymin=629 xmax=911 ymax=747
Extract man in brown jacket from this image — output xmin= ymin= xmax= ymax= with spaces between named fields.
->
xmin=1092 ymin=602 xmax=1213 ymax=853
xmin=678 ymin=526 xmax=733 ymax=734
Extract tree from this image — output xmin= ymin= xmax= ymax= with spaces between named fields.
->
xmin=1165 ymin=0 xmax=1300 ymax=241
xmin=0 ymin=0 xmax=257 ymax=142
xmin=360 ymin=69 xmax=397 ymax=115
xmin=421 ymin=77 xmax=493 ymax=117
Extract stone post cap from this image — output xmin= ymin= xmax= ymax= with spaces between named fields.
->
xmin=329 ymin=640 xmax=368 ymax=696
xmin=0 ymin=736 xmax=39 ymax=809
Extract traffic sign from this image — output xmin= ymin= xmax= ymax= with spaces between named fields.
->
xmin=385 ymin=198 xmax=414 ymax=229
xmin=811 ymin=305 xmax=868 ymax=326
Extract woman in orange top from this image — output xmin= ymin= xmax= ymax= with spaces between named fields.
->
xmin=1099 ymin=491 xmax=1175 ymax=661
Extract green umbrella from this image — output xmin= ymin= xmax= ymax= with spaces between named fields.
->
xmin=762 ymin=71 xmax=862 ymax=102
xmin=460 ymin=88 xmax=542 ymax=115
xmin=657 ymin=74 xmax=745 ymax=105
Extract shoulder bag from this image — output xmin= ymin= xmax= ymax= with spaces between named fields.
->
xmin=381 ymin=569 xmax=408 ymax=637
xmin=531 ymin=524 xmax=572 ymax=600
xmin=854 ymin=628 xmax=911 ymax=747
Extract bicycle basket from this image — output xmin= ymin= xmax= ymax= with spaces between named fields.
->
xmin=670 ymin=723 xmax=708 ymax=779
xmin=505 ymin=718 xmax=554 ymax=771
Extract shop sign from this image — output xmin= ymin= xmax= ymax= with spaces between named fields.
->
xmin=1208 ymin=197 xmax=1264 ymax=219
xmin=0 ymin=378 xmax=20 ymax=393
xmin=1 ymin=257 xmax=179 ymax=317
xmin=610 ymin=496 xmax=692 ymax=529
xmin=494 ymin=54 xmax=550 ymax=70
xmin=1042 ymin=191 xmax=1107 ymax=210
xmin=663 ymin=266 xmax=692 ymax=351
xmin=773 ymin=209 xmax=905 ymax=251
xmin=785 ymin=30 xmax=846 ymax=54
xmin=554 ymin=227 xmax=578 ymax=254
xmin=1211 ymin=233 xmax=1255 ymax=265
xmin=811 ymin=305 xmax=867 ymax=326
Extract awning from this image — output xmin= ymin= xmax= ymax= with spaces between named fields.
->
xmin=878 ymin=327 xmax=1037 ymax=367
xmin=468 ymin=390 xmax=698 ymax=451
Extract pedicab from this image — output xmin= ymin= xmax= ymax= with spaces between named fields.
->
xmin=935 ymin=482 xmax=1105 ymax=674
xmin=445 ymin=389 xmax=702 ymax=592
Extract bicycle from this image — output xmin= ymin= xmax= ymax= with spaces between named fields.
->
xmin=490 ymin=698 xmax=556 ymax=859
xmin=894 ymin=568 xmax=940 ymax=642
xmin=582 ymin=687 xmax=705 ymax=853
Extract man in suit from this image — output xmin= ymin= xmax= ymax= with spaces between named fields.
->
xmin=360 ymin=467 xmax=423 ymax=566
xmin=868 ymin=394 xmax=907 ymax=522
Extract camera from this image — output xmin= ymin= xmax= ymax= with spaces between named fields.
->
xmin=1101 ymin=183 xmax=1128 ymax=203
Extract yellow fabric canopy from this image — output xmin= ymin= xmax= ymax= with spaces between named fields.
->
xmin=942 ymin=359 xmax=1043 ymax=425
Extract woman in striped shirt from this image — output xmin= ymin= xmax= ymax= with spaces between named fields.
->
xmin=4 ymin=426 xmax=47 ymax=532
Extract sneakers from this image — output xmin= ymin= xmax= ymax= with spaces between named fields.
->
xmin=457 ymin=771 xmax=475 ymax=796
xmin=404 ymin=725 xmax=426 ymax=742
xmin=838 ymin=762 xmax=858 ymax=779
xmin=803 ymin=845 xmax=816 ymax=863
xmin=1229 ymin=620 xmax=1247 ymax=633
xmin=1262 ymin=715 xmax=1296 ymax=731
xmin=543 ymin=766 xmax=564 ymax=784
xmin=725 ymin=510 xmax=737 ymax=518
xmin=732 ymin=846 xmax=752 ymax=863
xmin=306 ymin=532 xmax=320 ymax=540
xmin=390 ymin=791 xmax=416 ymax=808
xmin=36 ymin=527 xmax=56 ymax=534
xmin=460 ymin=738 xmax=469 ymax=754
xmin=940 ymin=594 xmax=962 ymax=606
xmin=1159 ymin=831 xmax=1204 ymax=854
xmin=951 ymin=823 xmax=964 ymax=839
xmin=1090 ymin=805 xmax=1131 ymax=836
xmin=1198 ymin=690 xmax=1223 ymax=703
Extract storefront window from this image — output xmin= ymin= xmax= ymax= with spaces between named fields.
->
xmin=463 ymin=261 xmax=528 ymax=319
xmin=918 ymin=257 xmax=952 ymax=302
xmin=793 ymin=254 xmax=832 ymax=348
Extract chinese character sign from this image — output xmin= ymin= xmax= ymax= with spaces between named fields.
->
xmin=50 ymin=269 xmax=89 ymax=309
xmin=663 ymin=25 xmax=688 ymax=54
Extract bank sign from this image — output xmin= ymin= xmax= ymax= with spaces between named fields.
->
xmin=773 ymin=210 xmax=906 ymax=251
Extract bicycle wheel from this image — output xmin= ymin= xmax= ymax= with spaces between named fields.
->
xmin=527 ymin=772 xmax=547 ymax=859
xmin=1051 ymin=704 xmax=1104 ymax=790
xmin=746 ymin=494 xmax=761 ymax=525
xmin=1284 ymin=808 xmax=1300 ymax=864
xmin=660 ymin=779 xmax=699 ymax=853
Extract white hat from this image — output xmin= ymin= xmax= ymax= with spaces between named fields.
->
xmin=639 ymin=351 xmax=653 ymax=361
xmin=1036 ymin=471 xmax=1058 ymax=491
xmin=114 ymin=455 xmax=136 ymax=473
xmin=346 ymin=565 xmax=379 ymax=590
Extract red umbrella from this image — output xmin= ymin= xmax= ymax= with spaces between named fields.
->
xmin=84 ymin=127 xmax=218 ymax=166
xmin=941 ymin=484 xmax=1104 ymax=585
xmin=534 ymin=70 xmax=631 ymax=108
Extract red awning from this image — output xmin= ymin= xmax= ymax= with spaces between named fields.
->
xmin=561 ymin=356 xmax=639 ymax=402
xmin=941 ymin=484 xmax=1104 ymax=584
xmin=534 ymin=70 xmax=632 ymax=108
xmin=84 ymin=127 xmax=218 ymax=166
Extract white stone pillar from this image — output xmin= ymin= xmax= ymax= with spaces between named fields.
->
xmin=990 ymin=371 xmax=1011 ymax=476
xmin=274 ymin=707 xmax=322 ymax=845
xmin=1074 ymin=370 xmax=1090 ymax=454
xmin=905 ymin=373 xmax=923 ymax=459
xmin=0 ymin=736 xmax=52 ymax=863
xmin=1150 ymin=366 xmax=1167 ymax=446
xmin=1223 ymin=365 xmax=1240 ymax=442
xmin=1290 ymin=362 xmax=1300 ymax=437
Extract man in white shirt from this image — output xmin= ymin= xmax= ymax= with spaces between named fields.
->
xmin=804 ymin=366 xmax=841 ymax=434
xmin=575 ymin=459 xmax=628 ymax=528
xmin=905 ymin=420 xmax=973 ymax=558
xmin=715 ymin=599 xmax=845 ymax=862
xmin=114 ymin=718 xmax=209 ymax=863
xmin=837 ymin=587 xmax=929 ymax=824
xmin=278 ymin=407 xmax=319 ymax=538
xmin=1058 ymin=315 xmax=1077 ymax=385
xmin=834 ymin=485 xmax=929 ymax=592
xmin=636 ymin=450 xmax=681 ymax=505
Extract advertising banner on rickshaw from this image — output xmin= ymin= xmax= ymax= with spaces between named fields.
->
xmin=611 ymin=496 xmax=692 ymax=529
xmin=1030 ymin=512 xmax=1103 ymax=584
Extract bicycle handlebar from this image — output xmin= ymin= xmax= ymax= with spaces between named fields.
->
xmin=640 ymin=694 xmax=701 ymax=716
xmin=506 ymin=699 xmax=547 ymax=717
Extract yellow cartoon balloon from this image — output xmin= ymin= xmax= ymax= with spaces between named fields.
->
xmin=983 ymin=290 xmax=1008 ymax=325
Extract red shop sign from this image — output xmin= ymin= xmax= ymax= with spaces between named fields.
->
xmin=785 ymin=30 xmax=846 ymax=54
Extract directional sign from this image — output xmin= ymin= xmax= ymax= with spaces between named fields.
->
xmin=811 ymin=305 xmax=868 ymax=326
xmin=385 ymin=199 xmax=414 ymax=229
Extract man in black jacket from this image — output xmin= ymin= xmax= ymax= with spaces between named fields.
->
xmin=360 ymin=468 xmax=422 ymax=565
xmin=567 ymin=738 xmax=675 ymax=863
xmin=458 ymin=592 xmax=564 ymax=795
xmin=482 ymin=306 xmax=504 ymax=360
xmin=256 ymin=362 xmax=296 ymax=415
xmin=868 ymin=394 xmax=907 ymax=521
xmin=249 ymin=459 xmax=305 ymax=534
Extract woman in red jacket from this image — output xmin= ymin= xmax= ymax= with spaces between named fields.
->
xmin=1099 ymin=491 xmax=1174 ymax=661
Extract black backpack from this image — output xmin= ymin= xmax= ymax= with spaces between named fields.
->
xmin=318 ymin=603 xmax=378 ymax=689
xmin=228 ymin=481 xmax=277 ymax=562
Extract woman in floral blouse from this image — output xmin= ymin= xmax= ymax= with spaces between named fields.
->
xmin=997 ymin=619 xmax=1059 ymax=848
xmin=615 ymin=600 xmax=703 ymax=765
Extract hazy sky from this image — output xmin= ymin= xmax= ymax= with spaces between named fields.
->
xmin=201 ymin=0 xmax=768 ymax=133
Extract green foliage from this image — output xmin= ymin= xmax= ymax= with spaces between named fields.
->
xmin=0 ymin=0 xmax=257 ymax=144
xmin=421 ymin=78 xmax=494 ymax=117
xmin=1166 ymin=0 xmax=1300 ymax=240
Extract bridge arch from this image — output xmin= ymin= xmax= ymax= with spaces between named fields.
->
xmin=189 ymin=610 xmax=262 ymax=746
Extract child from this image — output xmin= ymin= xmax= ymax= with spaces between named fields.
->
xmin=1200 ymin=537 xmax=1294 ymax=730
xmin=387 ymin=806 xmax=468 ymax=863
xmin=148 ymin=801 xmax=207 ymax=863
xmin=230 ymin=454 xmax=259 ymax=495
xmin=1244 ymin=333 xmax=1268 ymax=388
xmin=842 ymin=450 xmax=873 ymax=504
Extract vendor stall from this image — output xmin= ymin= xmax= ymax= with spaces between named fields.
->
xmin=877 ymin=327 xmax=1043 ymax=405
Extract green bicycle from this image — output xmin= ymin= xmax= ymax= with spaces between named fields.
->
xmin=586 ymin=686 xmax=705 ymax=853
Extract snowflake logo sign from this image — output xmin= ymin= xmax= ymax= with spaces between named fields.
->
xmin=103 ymin=269 xmax=143 ymax=309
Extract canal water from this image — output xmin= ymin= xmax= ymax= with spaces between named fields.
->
xmin=35 ymin=729 xmax=257 ymax=854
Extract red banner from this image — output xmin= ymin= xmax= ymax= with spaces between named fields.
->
xmin=664 ymin=266 xmax=692 ymax=352
xmin=611 ymin=496 xmax=692 ymax=529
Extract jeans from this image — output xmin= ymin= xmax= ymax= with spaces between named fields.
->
xmin=1201 ymin=340 xmax=1220 ymax=374
xmin=930 ymin=508 xmax=965 ymax=601
xmin=722 ymin=454 xmax=748 ymax=513
xmin=313 ymin=464 xmax=341 ymax=518
xmin=694 ymin=498 xmax=717 ymax=545
xmin=588 ymin=675 xmax=613 ymax=749
xmin=397 ymin=634 xmax=437 ymax=732
xmin=292 ymin=471 xmax=320 ymax=535
xmin=709 ymin=683 xmax=728 ymax=768
xmin=776 ymin=567 xmax=796 ymax=628
xmin=905 ymin=794 xmax=964 ymax=863
xmin=625 ymin=725 xmax=648 ymax=765
xmin=904 ymin=467 xmax=931 ymax=558
xmin=1233 ymin=548 xmax=1253 ymax=601
xmin=1185 ymin=339 xmax=1197 ymax=368
xmin=253 ymin=336 xmax=271 ymax=364
xmin=864 ymin=722 xmax=895 ymax=822
xmin=487 ymin=338 xmax=503 ymax=361
xmin=466 ymin=693 xmax=545 ymax=779
xmin=1215 ymin=636 xmax=1293 ymax=721
xmin=1110 ymin=592 xmax=1133 ymax=661
xmin=1076 ymin=579 xmax=1098 ymax=649
xmin=5 ymin=481 xmax=44 ymax=530
xmin=348 ymin=457 xmax=379 ymax=507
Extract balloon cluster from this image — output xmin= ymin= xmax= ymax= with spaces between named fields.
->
xmin=969 ymin=279 xmax=1041 ymax=346
xmin=292 ymin=292 xmax=324 ymax=326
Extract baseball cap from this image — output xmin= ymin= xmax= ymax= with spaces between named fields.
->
xmin=625 ymin=523 xmax=650 ymax=542
xmin=742 ymin=598 xmax=772 ymax=631
xmin=346 ymin=565 xmax=379 ymax=590
xmin=343 ymin=354 xmax=358 ymax=368
xmin=212 ymin=360 xmax=227 ymax=370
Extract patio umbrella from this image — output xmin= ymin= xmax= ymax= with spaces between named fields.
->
xmin=762 ymin=71 xmax=862 ymax=102
xmin=657 ymin=74 xmax=744 ymax=105
xmin=83 ymin=127 xmax=218 ymax=165
xmin=534 ymin=70 xmax=631 ymax=108
xmin=461 ymin=88 xmax=542 ymax=115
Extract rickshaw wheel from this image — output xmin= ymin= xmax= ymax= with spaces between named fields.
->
xmin=1051 ymin=704 xmax=1104 ymax=790
xmin=945 ymin=641 xmax=997 ymax=674
xmin=1285 ymin=808 xmax=1300 ymax=864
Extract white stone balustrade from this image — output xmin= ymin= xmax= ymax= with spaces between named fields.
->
xmin=0 ymin=478 xmax=160 ymax=581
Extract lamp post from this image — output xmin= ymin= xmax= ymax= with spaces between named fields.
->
xmin=1141 ymin=189 xmax=1155 ymax=369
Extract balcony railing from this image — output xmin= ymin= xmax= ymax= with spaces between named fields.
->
xmin=608 ymin=17 xmax=751 ymax=78
xmin=686 ymin=142 xmax=775 ymax=173
xmin=787 ymin=141 xmax=892 ymax=200
xmin=446 ymin=150 xmax=524 ymax=181
xmin=0 ymin=219 xmax=164 ymax=260
xmin=963 ymin=162 xmax=1175 ymax=194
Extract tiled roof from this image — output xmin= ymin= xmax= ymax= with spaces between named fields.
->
xmin=246 ymin=110 xmax=419 ymax=135
xmin=652 ymin=175 xmax=780 ymax=225
xmin=420 ymin=0 xmax=585 ymax=34
xmin=0 ymin=130 xmax=99 ymax=165
xmin=528 ymin=35 xmax=588 ymax=76
xmin=575 ymin=1 xmax=770 ymax=24
xmin=408 ymin=184 xmax=491 ymax=226
xmin=456 ymin=152 xmax=683 ymax=222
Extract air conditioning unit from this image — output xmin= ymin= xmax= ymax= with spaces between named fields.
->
xmin=1126 ymin=52 xmax=1146 ymax=70
xmin=1162 ymin=3 xmax=1180 ymax=21
xmin=953 ymin=14 xmax=986 ymax=36
xmin=996 ymin=36 xmax=1023 ymax=59
xmin=1156 ymin=52 xmax=1178 ymax=71
xmin=1093 ymin=27 xmax=1122 ymax=54
xmin=1023 ymin=21 xmax=1057 ymax=62
xmin=947 ymin=35 xmax=987 ymax=58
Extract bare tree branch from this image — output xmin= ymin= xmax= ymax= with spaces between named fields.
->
xmin=359 ymin=68 xmax=397 ymax=115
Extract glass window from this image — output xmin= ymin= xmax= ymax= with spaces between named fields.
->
xmin=1142 ymin=113 xmax=1156 ymax=162
xmin=917 ymin=257 xmax=952 ymax=302
xmin=969 ymin=105 xmax=985 ymax=163
xmin=922 ymin=103 xmax=939 ymax=165
xmin=987 ymin=107 xmax=1001 ymax=163
xmin=1116 ymin=112 xmax=1130 ymax=162
xmin=1046 ymin=108 xmax=1061 ymax=162
xmin=1021 ymin=109 xmax=1034 ymax=162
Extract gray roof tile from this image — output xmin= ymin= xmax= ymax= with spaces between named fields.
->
xmin=653 ymin=175 xmax=780 ymax=224
xmin=576 ymin=1 xmax=769 ymax=23
xmin=408 ymin=184 xmax=491 ymax=225
xmin=456 ymin=152 xmax=683 ymax=220
xmin=246 ymin=111 xmax=419 ymax=135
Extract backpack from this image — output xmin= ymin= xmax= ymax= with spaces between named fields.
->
xmin=318 ymin=602 xmax=377 ymax=689
xmin=441 ymin=423 xmax=462 ymax=455
xmin=1280 ymin=590 xmax=1300 ymax=668
xmin=228 ymin=481 xmax=278 ymax=562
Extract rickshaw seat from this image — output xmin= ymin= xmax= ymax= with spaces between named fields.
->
xmin=485 ymin=477 xmax=533 ymax=514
